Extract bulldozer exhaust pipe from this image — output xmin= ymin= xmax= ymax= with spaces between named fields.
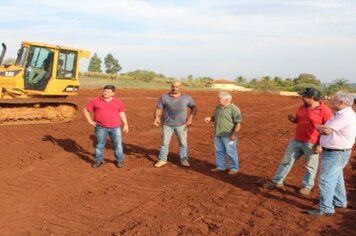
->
xmin=0 ymin=43 xmax=7 ymax=65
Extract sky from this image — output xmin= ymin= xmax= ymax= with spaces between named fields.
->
xmin=1 ymin=0 xmax=356 ymax=83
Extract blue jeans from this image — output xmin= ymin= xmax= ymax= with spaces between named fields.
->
xmin=319 ymin=149 xmax=351 ymax=213
xmin=272 ymin=139 xmax=318 ymax=188
xmin=158 ymin=125 xmax=188 ymax=161
xmin=95 ymin=126 xmax=123 ymax=163
xmin=214 ymin=136 xmax=239 ymax=171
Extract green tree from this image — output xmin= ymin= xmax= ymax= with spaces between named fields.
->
xmin=261 ymin=76 xmax=271 ymax=81
xmin=104 ymin=54 xmax=121 ymax=74
xmin=127 ymin=70 xmax=159 ymax=81
xmin=294 ymin=73 xmax=321 ymax=86
xmin=333 ymin=79 xmax=350 ymax=88
xmin=235 ymin=75 xmax=247 ymax=85
xmin=326 ymin=79 xmax=354 ymax=95
xmin=88 ymin=53 xmax=102 ymax=72
xmin=293 ymin=73 xmax=321 ymax=91
xmin=246 ymin=77 xmax=278 ymax=93
xmin=277 ymin=78 xmax=295 ymax=91
xmin=246 ymin=78 xmax=258 ymax=88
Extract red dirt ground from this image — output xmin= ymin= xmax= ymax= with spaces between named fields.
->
xmin=0 ymin=89 xmax=355 ymax=236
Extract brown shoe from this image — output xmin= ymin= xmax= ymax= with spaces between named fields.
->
xmin=211 ymin=168 xmax=226 ymax=172
xmin=92 ymin=161 xmax=103 ymax=168
xmin=299 ymin=187 xmax=311 ymax=195
xmin=115 ymin=161 xmax=124 ymax=168
xmin=180 ymin=159 xmax=190 ymax=167
xmin=264 ymin=181 xmax=284 ymax=189
xmin=308 ymin=209 xmax=333 ymax=216
xmin=227 ymin=169 xmax=239 ymax=175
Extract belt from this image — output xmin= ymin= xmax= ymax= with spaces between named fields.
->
xmin=322 ymin=147 xmax=351 ymax=152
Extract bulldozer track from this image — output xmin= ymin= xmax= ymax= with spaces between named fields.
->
xmin=0 ymin=98 xmax=78 ymax=125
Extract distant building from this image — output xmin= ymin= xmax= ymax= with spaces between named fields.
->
xmin=279 ymin=91 xmax=299 ymax=96
xmin=206 ymin=80 xmax=253 ymax=91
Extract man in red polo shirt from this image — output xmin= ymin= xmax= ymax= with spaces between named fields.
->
xmin=83 ymin=85 xmax=129 ymax=168
xmin=264 ymin=88 xmax=333 ymax=195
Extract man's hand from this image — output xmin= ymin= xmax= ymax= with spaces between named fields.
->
xmin=89 ymin=120 xmax=97 ymax=127
xmin=287 ymin=113 xmax=296 ymax=123
xmin=204 ymin=117 xmax=212 ymax=123
xmin=122 ymin=124 xmax=129 ymax=134
xmin=153 ymin=118 xmax=161 ymax=127
xmin=186 ymin=118 xmax=193 ymax=127
xmin=315 ymin=145 xmax=323 ymax=154
xmin=230 ymin=133 xmax=238 ymax=141
xmin=317 ymin=125 xmax=332 ymax=135
xmin=83 ymin=108 xmax=96 ymax=127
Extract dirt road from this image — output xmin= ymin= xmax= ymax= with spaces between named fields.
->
xmin=0 ymin=89 xmax=355 ymax=235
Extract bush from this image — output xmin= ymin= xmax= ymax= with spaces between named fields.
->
xmin=248 ymin=79 xmax=279 ymax=94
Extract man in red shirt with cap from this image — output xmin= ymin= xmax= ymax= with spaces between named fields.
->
xmin=264 ymin=87 xmax=333 ymax=195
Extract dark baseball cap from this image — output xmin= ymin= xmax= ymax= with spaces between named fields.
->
xmin=298 ymin=87 xmax=321 ymax=100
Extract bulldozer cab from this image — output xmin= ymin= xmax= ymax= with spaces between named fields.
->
xmin=1 ymin=41 xmax=90 ymax=97
xmin=24 ymin=46 xmax=54 ymax=90
xmin=23 ymin=45 xmax=80 ymax=92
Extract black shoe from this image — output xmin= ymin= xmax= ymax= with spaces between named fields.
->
xmin=115 ymin=161 xmax=124 ymax=168
xmin=92 ymin=161 xmax=103 ymax=168
xmin=308 ymin=209 xmax=333 ymax=216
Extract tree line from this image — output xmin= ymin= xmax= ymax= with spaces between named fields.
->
xmin=86 ymin=53 xmax=355 ymax=96
xmin=234 ymin=73 xmax=355 ymax=96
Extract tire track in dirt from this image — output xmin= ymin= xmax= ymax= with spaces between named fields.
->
xmin=1 ymin=152 xmax=180 ymax=235
xmin=90 ymin=166 xmax=224 ymax=234
xmin=0 ymin=153 xmax=96 ymax=235
xmin=0 ymin=156 xmax=86 ymax=200
xmin=32 ymin=179 xmax=167 ymax=235
xmin=98 ymin=168 xmax=257 ymax=235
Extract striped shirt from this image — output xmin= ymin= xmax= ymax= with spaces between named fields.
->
xmin=157 ymin=93 xmax=196 ymax=127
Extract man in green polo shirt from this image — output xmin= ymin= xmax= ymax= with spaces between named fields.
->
xmin=205 ymin=91 xmax=242 ymax=174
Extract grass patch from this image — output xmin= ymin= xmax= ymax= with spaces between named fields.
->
xmin=79 ymin=75 xmax=216 ymax=91
xmin=79 ymin=76 xmax=171 ymax=90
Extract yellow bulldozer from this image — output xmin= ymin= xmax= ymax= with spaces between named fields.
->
xmin=0 ymin=41 xmax=90 ymax=125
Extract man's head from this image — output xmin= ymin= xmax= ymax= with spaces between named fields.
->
xmin=299 ymin=87 xmax=321 ymax=100
xmin=43 ymin=54 xmax=52 ymax=69
xmin=102 ymin=85 xmax=116 ymax=99
xmin=170 ymin=80 xmax=182 ymax=95
xmin=218 ymin=91 xmax=232 ymax=107
xmin=331 ymin=91 xmax=354 ymax=111
xmin=298 ymin=87 xmax=321 ymax=106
